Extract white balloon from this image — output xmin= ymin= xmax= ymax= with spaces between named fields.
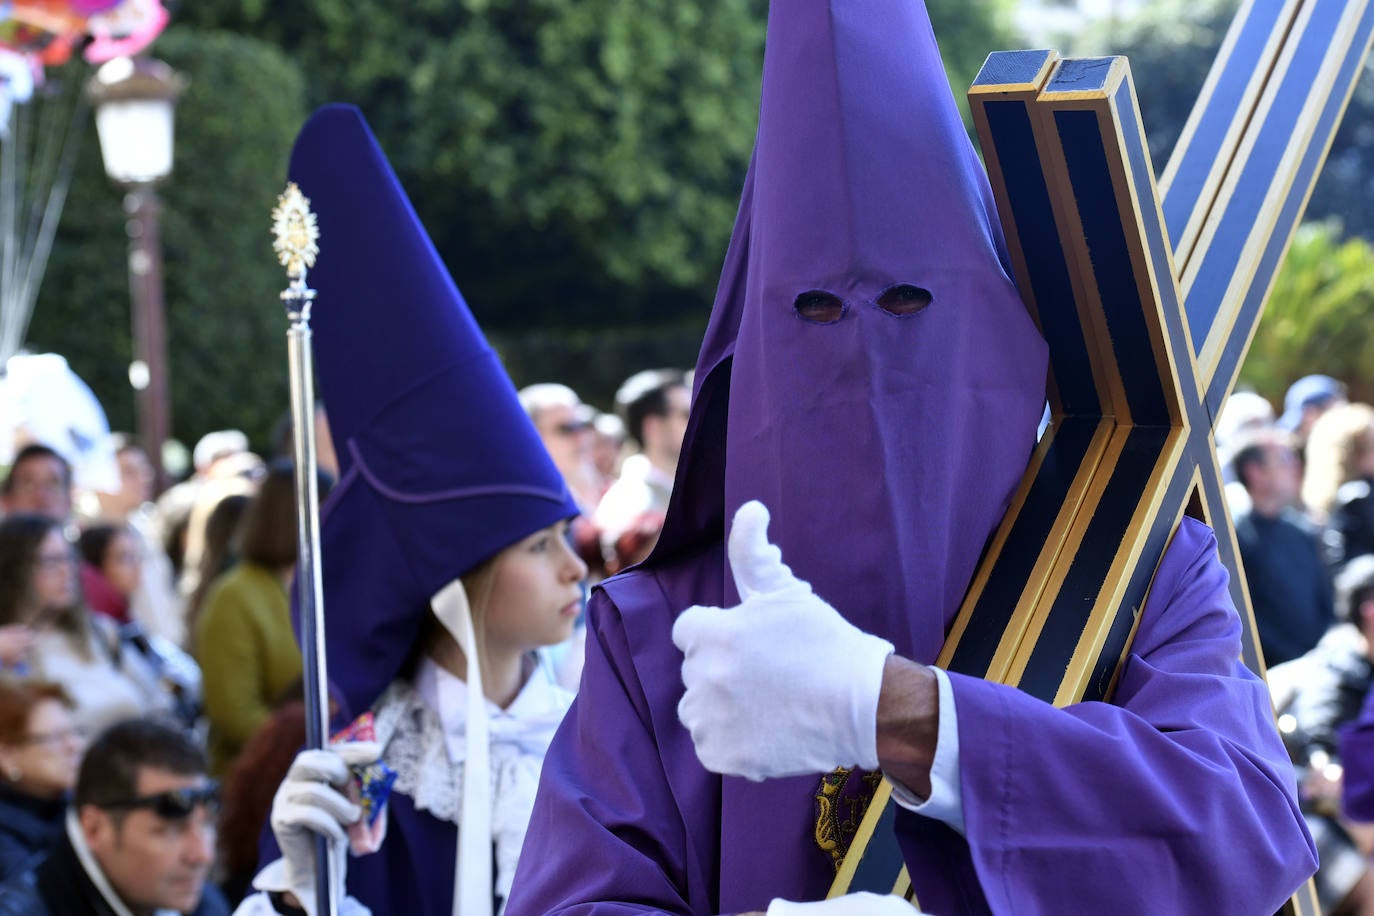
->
xmin=0 ymin=352 xmax=119 ymax=493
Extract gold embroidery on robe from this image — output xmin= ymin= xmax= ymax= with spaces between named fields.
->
xmin=813 ymin=766 xmax=882 ymax=871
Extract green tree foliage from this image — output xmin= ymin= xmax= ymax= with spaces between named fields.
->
xmin=936 ymin=1 xmax=1019 ymax=118
xmin=175 ymin=0 xmax=769 ymax=333
xmin=30 ymin=3 xmax=1022 ymax=447
xmin=1239 ymin=223 xmax=1374 ymax=405
xmin=29 ymin=28 xmax=306 ymax=448
xmin=174 ymin=0 xmax=1014 ymax=337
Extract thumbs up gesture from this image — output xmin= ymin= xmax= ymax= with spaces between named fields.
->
xmin=671 ymin=501 xmax=895 ymax=780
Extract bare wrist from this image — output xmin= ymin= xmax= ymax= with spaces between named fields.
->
xmin=875 ymin=656 xmax=939 ymax=796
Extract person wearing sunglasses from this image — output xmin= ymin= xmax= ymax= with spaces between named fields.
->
xmin=518 ymin=383 xmax=601 ymax=515
xmin=0 ymin=678 xmax=82 ymax=881
xmin=0 ymin=717 xmax=229 ymax=916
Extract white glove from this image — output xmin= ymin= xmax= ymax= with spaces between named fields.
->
xmin=672 ymin=500 xmax=894 ymax=780
xmin=766 ymin=892 xmax=928 ymax=914
xmin=253 ymin=741 xmax=381 ymax=916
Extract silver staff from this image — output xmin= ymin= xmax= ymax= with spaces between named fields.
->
xmin=271 ymin=182 xmax=338 ymax=916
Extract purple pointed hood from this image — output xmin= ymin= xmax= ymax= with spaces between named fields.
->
xmin=288 ymin=105 xmax=580 ymax=715
xmin=657 ymin=0 xmax=1047 ymax=662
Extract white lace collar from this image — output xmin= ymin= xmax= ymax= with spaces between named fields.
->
xmin=414 ymin=655 xmax=573 ymax=765
xmin=371 ymin=657 xmax=573 ymax=909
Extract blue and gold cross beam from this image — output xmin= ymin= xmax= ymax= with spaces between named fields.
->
xmin=832 ymin=0 xmax=1374 ymax=907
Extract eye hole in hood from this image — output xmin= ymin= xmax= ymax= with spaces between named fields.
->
xmin=876 ymin=284 xmax=933 ymax=317
xmin=793 ymin=290 xmax=846 ymax=324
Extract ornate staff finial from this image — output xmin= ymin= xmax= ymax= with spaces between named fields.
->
xmin=272 ymin=181 xmax=320 ymax=282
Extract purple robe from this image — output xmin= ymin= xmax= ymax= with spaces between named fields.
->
xmin=345 ymin=794 xmax=461 ymax=915
xmin=507 ymin=518 xmax=1313 ymax=914
xmin=1341 ymin=686 xmax=1374 ymax=821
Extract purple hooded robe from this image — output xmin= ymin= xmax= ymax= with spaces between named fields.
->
xmin=506 ymin=0 xmax=1314 ymax=913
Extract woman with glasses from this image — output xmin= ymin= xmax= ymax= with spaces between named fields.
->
xmin=0 ymin=678 xmax=82 ymax=881
xmin=0 ymin=514 xmax=173 ymax=735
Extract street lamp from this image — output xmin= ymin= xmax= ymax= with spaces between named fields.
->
xmin=86 ymin=56 xmax=187 ymax=490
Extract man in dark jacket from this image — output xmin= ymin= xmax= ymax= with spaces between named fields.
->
xmin=0 ymin=717 xmax=228 ymax=916
xmin=1232 ymin=428 xmax=1335 ymax=664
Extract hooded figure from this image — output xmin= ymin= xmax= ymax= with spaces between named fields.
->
xmin=251 ymin=104 xmax=583 ymax=916
xmin=507 ymin=1 xmax=1313 ymax=913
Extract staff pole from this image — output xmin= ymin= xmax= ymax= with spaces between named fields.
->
xmin=271 ymin=182 xmax=337 ymax=916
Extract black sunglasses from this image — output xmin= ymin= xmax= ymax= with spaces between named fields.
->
xmin=101 ymin=782 xmax=221 ymax=820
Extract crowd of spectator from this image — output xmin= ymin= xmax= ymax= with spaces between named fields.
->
xmin=0 ymin=363 xmax=692 ymax=914
xmin=1216 ymin=374 xmax=1374 ymax=915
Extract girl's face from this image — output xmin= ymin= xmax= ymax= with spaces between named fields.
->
xmin=30 ymin=529 xmax=76 ymax=619
xmin=482 ymin=520 xmax=588 ymax=656
xmin=101 ymin=531 xmax=142 ymax=597
xmin=0 ymin=698 xmax=83 ymax=799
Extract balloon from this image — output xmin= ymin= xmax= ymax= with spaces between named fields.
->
xmin=0 ymin=48 xmax=35 ymax=134
xmin=1 ymin=1 xmax=85 ymax=66
xmin=0 ymin=48 xmax=35 ymax=104
xmin=9 ymin=1 xmax=86 ymax=36
xmin=0 ymin=0 xmax=171 ymax=71
xmin=69 ymin=0 xmax=122 ymax=13
xmin=0 ymin=352 xmax=119 ymax=494
xmin=84 ymin=0 xmax=168 ymax=63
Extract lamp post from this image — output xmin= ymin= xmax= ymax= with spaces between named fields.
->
xmin=86 ymin=56 xmax=186 ymax=491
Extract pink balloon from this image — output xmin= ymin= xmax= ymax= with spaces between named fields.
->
xmin=82 ymin=0 xmax=169 ymax=64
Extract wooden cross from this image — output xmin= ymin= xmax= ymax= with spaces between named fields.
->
xmin=832 ymin=0 xmax=1374 ymax=910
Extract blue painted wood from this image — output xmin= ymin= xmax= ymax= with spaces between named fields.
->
xmin=1054 ymin=102 xmax=1174 ymax=425
xmin=945 ymin=417 xmax=1099 ymax=677
xmin=945 ymin=64 xmax=1109 ymax=680
xmin=837 ymin=1 xmax=1370 ymax=903
xmin=1163 ymin=0 xmax=1294 ymax=246
xmin=981 ymin=97 xmax=1099 ymax=415
xmin=1202 ymin=0 xmax=1374 ymax=415
xmin=1045 ymin=57 xmax=1115 ymax=93
xmin=1019 ymin=427 xmax=1173 ymax=700
xmin=971 ymin=49 xmax=1055 ymax=87
xmin=845 ymin=797 xmax=904 ymax=896
xmin=1185 ymin=0 xmax=1366 ymax=345
xmin=1114 ymin=78 xmax=1198 ymax=410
